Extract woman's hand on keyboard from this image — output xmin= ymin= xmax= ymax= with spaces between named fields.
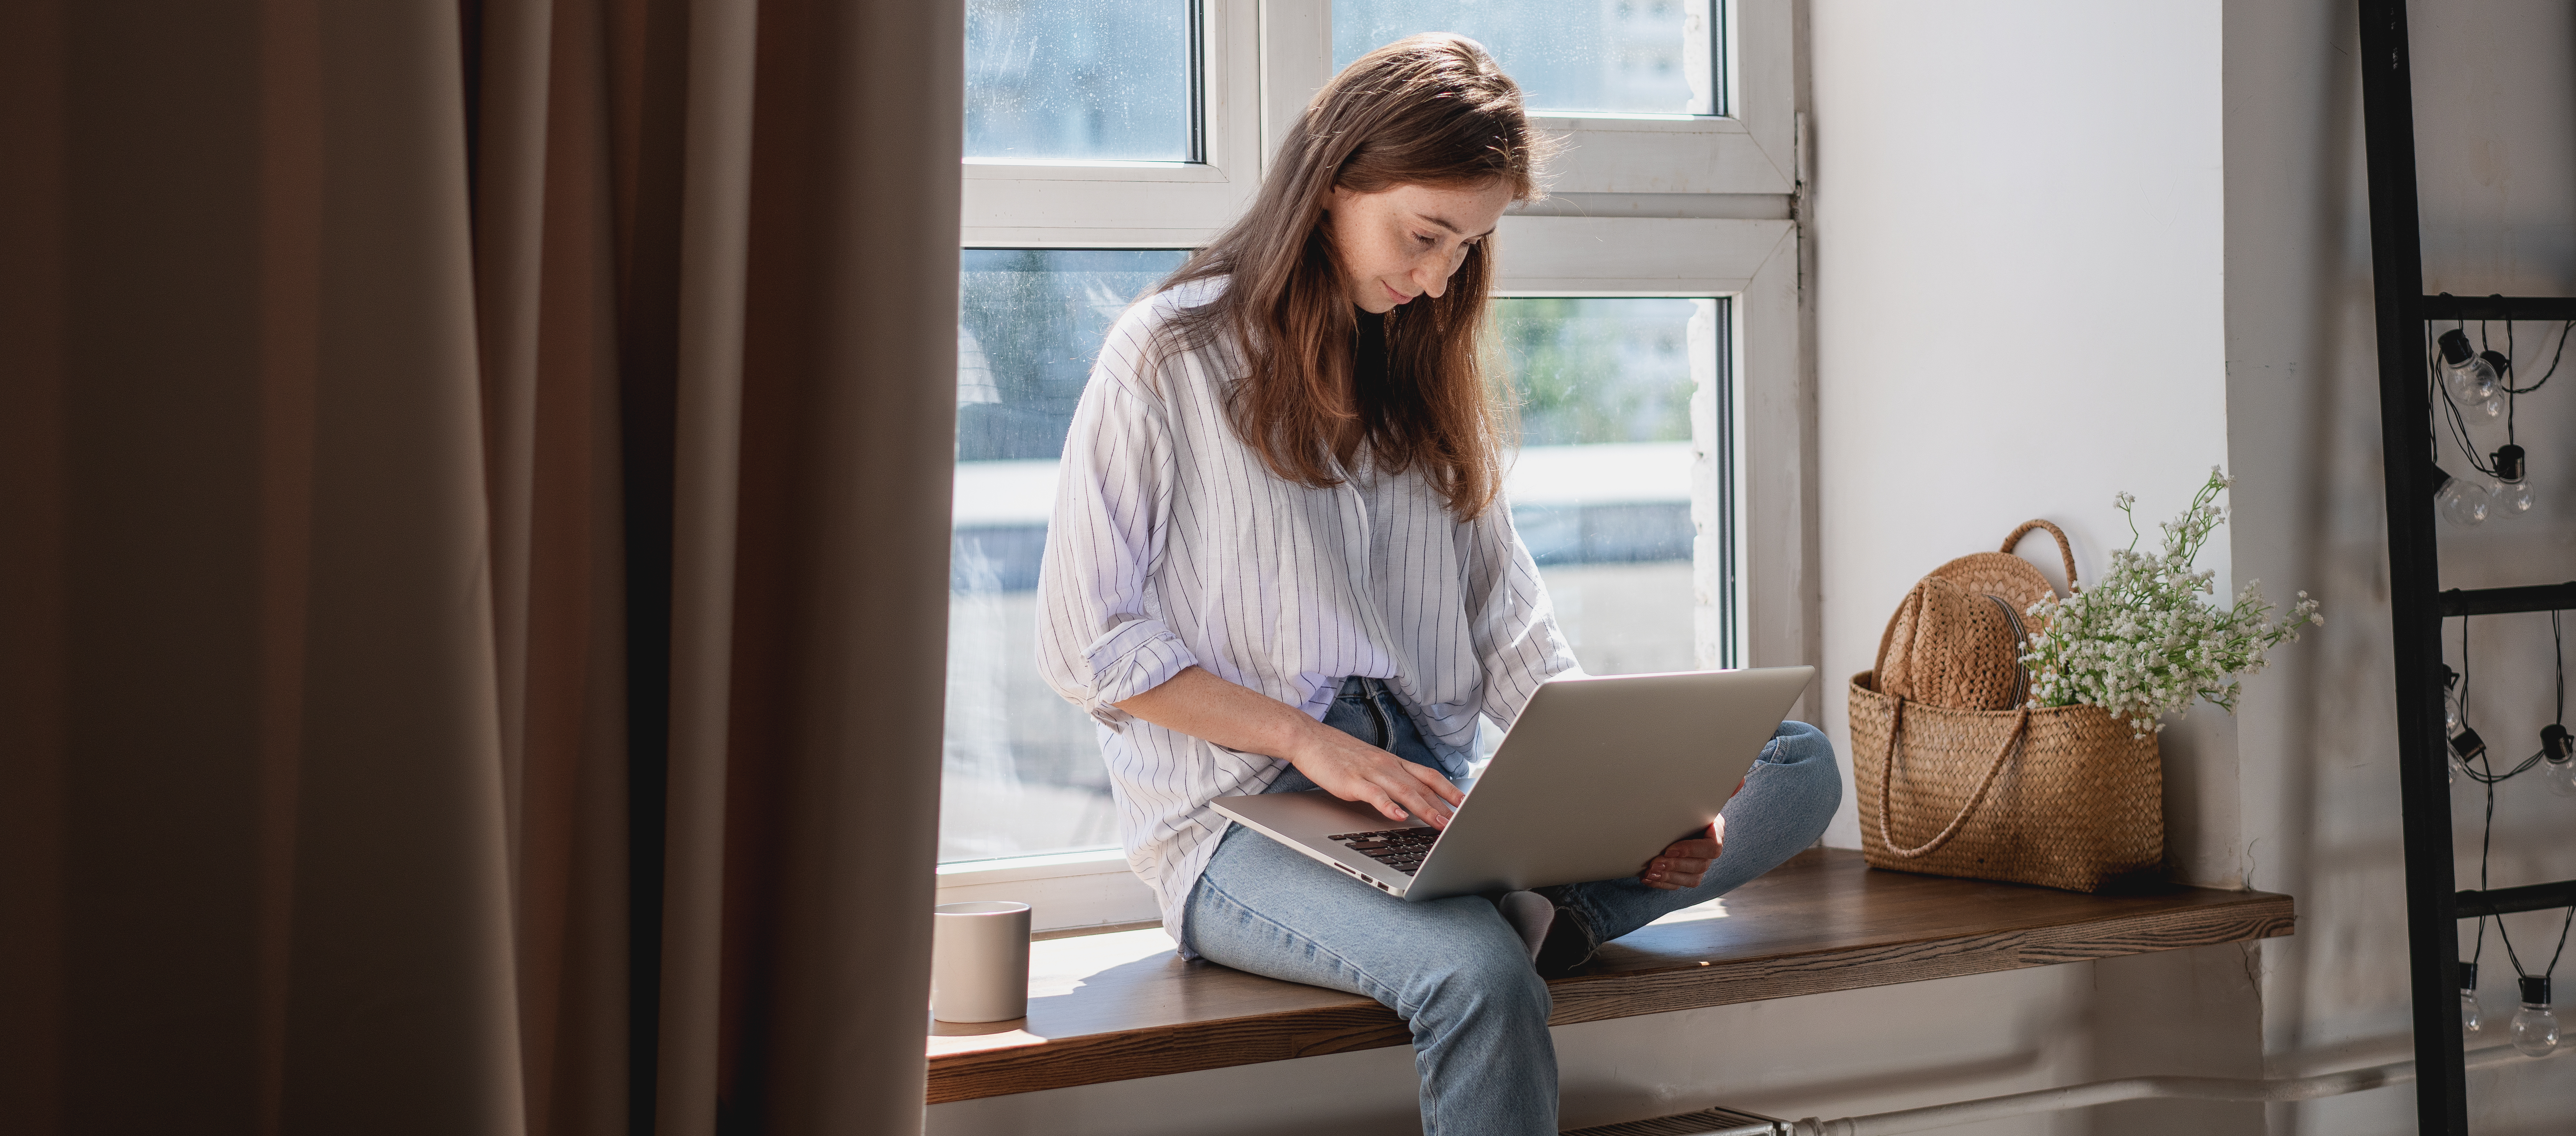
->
xmin=1111 ymin=665 xmax=1460 ymax=827
xmin=1285 ymin=724 xmax=1465 ymax=828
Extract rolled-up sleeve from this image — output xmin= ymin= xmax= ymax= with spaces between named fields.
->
xmin=1460 ymin=496 xmax=1580 ymax=730
xmin=1035 ymin=331 xmax=1198 ymax=728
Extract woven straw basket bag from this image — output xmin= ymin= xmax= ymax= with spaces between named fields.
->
xmin=1849 ymin=521 xmax=2164 ymax=892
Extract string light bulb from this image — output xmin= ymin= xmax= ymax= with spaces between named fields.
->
xmin=2432 ymin=464 xmax=2497 ymax=527
xmin=2449 ymin=725 xmax=2486 ymax=785
xmin=2475 ymin=350 xmax=2512 ymax=416
xmin=2461 ymin=961 xmax=2483 ymax=1034
xmin=2438 ymin=329 xmax=2502 ymax=408
xmin=2543 ymin=724 xmax=2576 ymax=799
xmin=2440 ymin=664 xmax=2467 ymax=783
xmin=2491 ymin=445 xmax=2534 ymax=515
xmin=2512 ymin=976 xmax=2559 ymax=1057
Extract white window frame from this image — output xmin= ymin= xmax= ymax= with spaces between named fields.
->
xmin=960 ymin=0 xmax=1264 ymax=246
xmin=943 ymin=0 xmax=1811 ymax=934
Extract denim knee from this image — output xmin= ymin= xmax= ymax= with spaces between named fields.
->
xmin=1761 ymin=719 xmax=1832 ymax=766
xmin=1757 ymin=720 xmax=1843 ymax=819
xmin=1400 ymin=926 xmax=1558 ymax=1136
xmin=1402 ymin=928 xmax=1552 ymax=1036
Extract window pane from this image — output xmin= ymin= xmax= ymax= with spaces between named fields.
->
xmin=1497 ymin=297 xmax=1725 ymax=676
xmin=965 ymin=0 xmax=1197 ymax=162
xmin=1334 ymin=0 xmax=1718 ymax=117
xmin=946 ymin=249 xmax=1190 ymax=864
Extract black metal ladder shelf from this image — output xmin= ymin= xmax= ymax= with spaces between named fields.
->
xmin=2358 ymin=4 xmax=2576 ymax=1132
xmin=2440 ymin=582 xmax=2576 ymax=619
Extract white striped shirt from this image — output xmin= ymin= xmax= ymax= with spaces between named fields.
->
xmin=1035 ymin=279 xmax=1578 ymax=954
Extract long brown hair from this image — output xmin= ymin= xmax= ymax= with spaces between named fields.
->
xmin=1152 ymin=34 xmax=1544 ymax=518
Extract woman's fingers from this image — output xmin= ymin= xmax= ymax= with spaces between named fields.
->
xmin=1639 ymin=832 xmax=1724 ymax=888
xmin=1403 ymin=759 xmax=1467 ymax=806
xmin=1381 ymin=772 xmax=1454 ymax=828
xmin=1641 ymin=855 xmax=1708 ymax=889
xmin=1290 ymin=723 xmax=1468 ymax=828
xmin=1322 ymin=733 xmax=1458 ymax=826
xmin=1313 ymin=752 xmax=1454 ymax=827
xmin=1338 ymin=771 xmax=1406 ymax=821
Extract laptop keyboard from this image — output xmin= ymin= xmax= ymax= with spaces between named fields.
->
xmin=1327 ymin=828 xmax=1437 ymax=876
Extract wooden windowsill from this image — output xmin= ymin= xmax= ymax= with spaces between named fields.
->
xmin=926 ymin=847 xmax=2295 ymax=1104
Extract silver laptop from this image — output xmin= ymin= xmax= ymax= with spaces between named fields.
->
xmin=1209 ymin=666 xmax=1815 ymax=901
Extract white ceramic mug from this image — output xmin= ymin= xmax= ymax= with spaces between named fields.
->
xmin=930 ymin=901 xmax=1032 ymax=1023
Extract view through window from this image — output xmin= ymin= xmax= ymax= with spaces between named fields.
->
xmin=1500 ymin=298 xmax=1719 ymax=678
xmin=946 ymin=250 xmax=1190 ymax=863
xmin=1333 ymin=0 xmax=1720 ymax=117
xmin=943 ymin=262 xmax=1725 ymax=862
xmin=964 ymin=0 xmax=1198 ymax=162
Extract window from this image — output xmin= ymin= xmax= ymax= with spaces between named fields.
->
xmin=945 ymin=249 xmax=1190 ymax=863
xmin=938 ymin=0 xmax=1806 ymax=934
xmin=965 ymin=0 xmax=1202 ymax=162
xmin=960 ymin=0 xmax=1260 ymax=248
xmin=1332 ymin=0 xmax=1720 ymax=116
xmin=1497 ymin=297 xmax=1732 ymax=676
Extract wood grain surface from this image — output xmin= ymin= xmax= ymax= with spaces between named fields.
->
xmin=925 ymin=848 xmax=2294 ymax=1103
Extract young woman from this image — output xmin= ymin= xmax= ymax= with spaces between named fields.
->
xmin=1036 ymin=34 xmax=1840 ymax=1135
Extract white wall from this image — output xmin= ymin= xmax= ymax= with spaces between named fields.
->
xmin=1801 ymin=6 xmax=2272 ymax=1134
xmin=2223 ymin=2 xmax=2576 ymax=1133
xmin=1808 ymin=0 xmax=2250 ymax=892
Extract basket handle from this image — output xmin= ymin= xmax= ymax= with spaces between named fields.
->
xmin=1985 ymin=594 xmax=2032 ymax=709
xmin=1875 ymin=700 xmax=2030 ymax=859
xmin=2002 ymin=519 xmax=2079 ymax=593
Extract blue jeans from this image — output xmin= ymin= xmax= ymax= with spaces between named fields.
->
xmin=1185 ymin=676 xmax=1843 ymax=1136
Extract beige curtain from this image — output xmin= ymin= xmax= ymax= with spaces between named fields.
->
xmin=0 ymin=1 xmax=960 ymax=1133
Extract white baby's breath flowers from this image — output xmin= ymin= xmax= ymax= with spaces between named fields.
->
xmin=2021 ymin=469 xmax=2323 ymax=739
